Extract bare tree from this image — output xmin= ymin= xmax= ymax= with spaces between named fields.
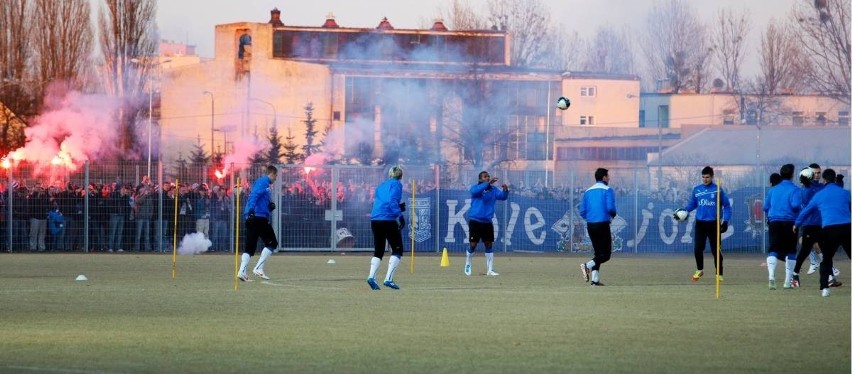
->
xmin=33 ymin=0 xmax=93 ymax=95
xmin=756 ymin=18 xmax=808 ymax=95
xmin=0 ymin=0 xmax=33 ymax=155
xmin=580 ymin=26 xmax=634 ymax=74
xmin=437 ymin=0 xmax=488 ymax=30
xmin=97 ymin=0 xmax=158 ymax=152
xmin=640 ymin=0 xmax=711 ymax=93
xmin=538 ymin=23 xmax=582 ymax=71
xmin=790 ymin=0 xmax=851 ymax=104
xmin=485 ymin=0 xmax=552 ymax=67
xmin=711 ymin=7 xmax=751 ymax=92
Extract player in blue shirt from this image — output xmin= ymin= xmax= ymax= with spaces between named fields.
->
xmin=763 ymin=164 xmax=803 ymax=289
xmin=238 ymin=165 xmax=279 ymax=281
xmin=465 ymin=171 xmax=509 ymax=276
xmin=678 ymin=166 xmax=731 ymax=282
xmin=365 ymin=166 xmax=406 ymax=290
xmin=794 ymin=169 xmax=851 ymax=297
xmin=579 ymin=168 xmax=617 ymax=286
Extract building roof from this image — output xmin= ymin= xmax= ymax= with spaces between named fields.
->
xmin=653 ymin=126 xmax=851 ymax=167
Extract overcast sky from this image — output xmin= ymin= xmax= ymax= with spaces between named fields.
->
xmin=156 ymin=0 xmax=801 ymax=76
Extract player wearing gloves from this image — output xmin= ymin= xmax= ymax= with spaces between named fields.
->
xmin=365 ymin=166 xmax=406 ymax=290
xmin=238 ymin=165 xmax=279 ymax=281
xmin=465 ymin=171 xmax=509 ymax=276
xmin=579 ymin=168 xmax=617 ymax=286
xmin=679 ymin=166 xmax=731 ymax=282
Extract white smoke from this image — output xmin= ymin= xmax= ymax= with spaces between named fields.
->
xmin=177 ymin=232 xmax=212 ymax=255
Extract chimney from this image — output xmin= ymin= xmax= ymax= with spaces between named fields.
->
xmin=431 ymin=18 xmax=448 ymax=31
xmin=269 ymin=8 xmax=283 ymax=27
xmin=322 ymin=12 xmax=339 ymax=28
xmin=376 ymin=17 xmax=394 ymax=30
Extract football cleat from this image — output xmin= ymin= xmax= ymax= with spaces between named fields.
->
xmin=580 ymin=263 xmax=590 ymax=282
xmin=383 ymin=280 xmax=400 ymax=289
xmin=769 ymin=279 xmax=777 ymax=290
xmin=791 ymin=275 xmax=800 ymax=288
xmin=237 ymin=273 xmax=249 ymax=282
xmin=486 ymin=270 xmax=500 ymax=276
xmin=464 ymin=264 xmax=472 ymax=276
xmin=367 ymin=278 xmax=381 ymax=290
xmin=691 ymin=270 xmax=703 ymax=282
xmin=252 ymin=269 xmax=270 ymax=280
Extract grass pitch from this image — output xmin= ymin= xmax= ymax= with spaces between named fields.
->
xmin=0 ymin=252 xmax=848 ymax=374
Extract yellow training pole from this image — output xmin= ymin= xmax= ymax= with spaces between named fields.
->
xmin=410 ymin=180 xmax=416 ymax=273
xmin=234 ymin=178 xmax=241 ymax=290
xmin=172 ymin=179 xmax=179 ymax=279
xmin=715 ymin=177 xmax=722 ymax=299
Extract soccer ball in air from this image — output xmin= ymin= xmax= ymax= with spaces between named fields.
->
xmin=799 ymin=167 xmax=814 ymax=180
xmin=556 ymin=96 xmax=571 ymax=110
xmin=674 ymin=209 xmax=688 ymax=222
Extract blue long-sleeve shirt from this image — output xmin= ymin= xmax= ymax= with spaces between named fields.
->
xmin=580 ymin=182 xmax=616 ymax=223
xmin=763 ymin=180 xmax=802 ymax=222
xmin=795 ymin=183 xmax=851 ymax=227
xmin=683 ymin=182 xmax=731 ymax=222
xmin=370 ymin=178 xmax=403 ymax=221
xmin=244 ymin=175 xmax=273 ymax=219
xmin=468 ymin=182 xmax=508 ymax=223
xmin=798 ymin=183 xmax=823 ymax=226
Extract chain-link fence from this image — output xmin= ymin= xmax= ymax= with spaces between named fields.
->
xmin=2 ymin=161 xmax=844 ymax=255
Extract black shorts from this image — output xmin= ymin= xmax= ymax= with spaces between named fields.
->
xmin=768 ymin=221 xmax=797 ymax=256
xmin=469 ymin=220 xmax=494 ymax=243
xmin=245 ymin=217 xmax=278 ymax=256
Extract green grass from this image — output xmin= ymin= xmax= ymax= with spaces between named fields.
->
xmin=0 ymin=252 xmax=848 ymax=373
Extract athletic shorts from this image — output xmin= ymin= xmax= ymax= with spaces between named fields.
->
xmin=469 ymin=219 xmax=494 ymax=243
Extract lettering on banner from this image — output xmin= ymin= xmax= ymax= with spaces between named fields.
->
xmin=444 ymin=199 xmax=470 ymax=244
xmin=659 ymin=207 xmax=679 ymax=245
xmin=627 ymin=202 xmax=654 ymax=248
xmin=524 ymin=207 xmax=546 ymax=245
xmin=501 ymin=202 xmax=520 ymax=245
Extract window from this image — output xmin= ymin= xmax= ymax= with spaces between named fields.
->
xmin=657 ymin=105 xmax=669 ymax=128
xmin=580 ymin=86 xmax=596 ymax=97
xmin=723 ymin=110 xmax=736 ymax=125
xmin=580 ymin=116 xmax=595 ymax=126
xmin=792 ymin=111 xmax=804 ymax=127
xmin=840 ymin=111 xmax=850 ymax=126
xmin=639 ymin=110 xmax=646 ymax=128
xmin=815 ymin=112 xmax=826 ymax=126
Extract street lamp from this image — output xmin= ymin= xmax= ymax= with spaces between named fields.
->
xmin=251 ymin=98 xmax=277 ymax=132
xmin=202 ymin=91 xmax=215 ymax=157
xmin=131 ymin=58 xmax=171 ymax=178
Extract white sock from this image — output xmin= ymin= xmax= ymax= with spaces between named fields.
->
xmin=239 ymin=253 xmax=250 ymax=276
xmin=809 ymin=251 xmax=820 ymax=266
xmin=368 ymin=257 xmax=381 ymax=279
xmin=465 ymin=249 xmax=473 ymax=267
xmin=767 ymin=256 xmax=777 ymax=280
xmin=586 ymin=260 xmax=596 ymax=270
xmin=818 ymin=252 xmax=824 ymax=263
xmin=485 ymin=252 xmax=494 ymax=272
xmin=385 ymin=255 xmax=400 ymax=282
xmin=591 ymin=270 xmax=599 ymax=283
xmin=785 ymin=256 xmax=795 ymax=283
xmin=253 ymin=248 xmax=273 ymax=272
